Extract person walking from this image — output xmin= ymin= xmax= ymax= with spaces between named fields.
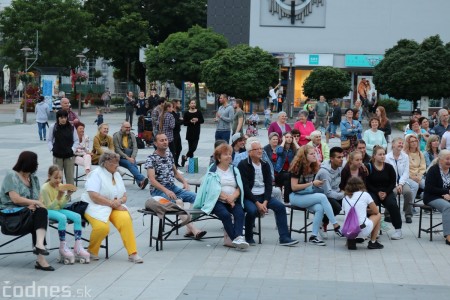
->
xmin=182 ymin=99 xmax=204 ymax=166
xmin=35 ymin=96 xmax=50 ymax=141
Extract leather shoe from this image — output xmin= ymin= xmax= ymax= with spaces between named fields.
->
xmin=35 ymin=261 xmax=55 ymax=271
xmin=33 ymin=247 xmax=49 ymax=256
xmin=405 ymin=216 xmax=412 ymax=223
xmin=139 ymin=178 xmax=149 ymax=190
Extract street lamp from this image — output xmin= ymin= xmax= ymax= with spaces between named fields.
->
xmin=20 ymin=47 xmax=32 ymax=123
xmin=76 ymin=53 xmax=86 ymax=116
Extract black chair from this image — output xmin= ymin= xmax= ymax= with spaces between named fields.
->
xmin=287 ymin=204 xmax=312 ymax=242
xmin=413 ymin=203 xmax=443 ymax=241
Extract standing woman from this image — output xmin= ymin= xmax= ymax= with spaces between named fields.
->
xmin=47 ymin=109 xmax=79 ymax=185
xmin=74 ymin=122 xmax=92 ymax=174
xmin=293 ymin=110 xmax=316 ymax=146
xmin=289 ymin=145 xmax=343 ymax=246
xmin=362 ymin=117 xmax=387 ymax=157
xmin=182 ymin=99 xmax=204 ymax=167
xmin=275 ymin=132 xmax=300 ymax=204
xmin=159 ymin=102 xmax=176 ymax=155
xmin=424 ymin=135 xmax=440 ymax=168
xmin=339 ymin=150 xmax=368 ymax=191
xmin=423 ymin=150 xmax=450 ymax=246
xmin=0 ymin=151 xmax=53 ymax=271
xmin=91 ymin=123 xmax=114 ymax=165
xmin=366 ymin=145 xmax=403 ymax=240
xmin=268 ymin=111 xmax=292 ymax=142
xmin=376 ymin=106 xmax=391 ymax=143
xmin=340 ymin=109 xmax=362 ymax=157
xmin=35 ymin=96 xmax=49 ymax=141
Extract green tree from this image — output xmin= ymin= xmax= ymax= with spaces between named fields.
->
xmin=373 ymin=35 xmax=450 ymax=103
xmin=0 ymin=0 xmax=91 ymax=69
xmin=201 ymin=44 xmax=278 ymax=101
xmin=146 ymin=25 xmax=228 ymax=102
xmin=302 ymin=67 xmax=351 ymax=100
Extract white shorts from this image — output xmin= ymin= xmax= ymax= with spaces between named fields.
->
xmin=357 ymin=218 xmax=374 ymax=238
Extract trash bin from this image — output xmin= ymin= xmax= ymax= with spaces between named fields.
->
xmin=15 ymin=109 xmax=23 ymax=124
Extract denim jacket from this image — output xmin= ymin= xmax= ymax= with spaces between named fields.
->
xmin=340 ymin=119 xmax=362 ymax=141
xmin=275 ymin=145 xmax=295 ymax=173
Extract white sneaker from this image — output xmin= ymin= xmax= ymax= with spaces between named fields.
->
xmin=319 ymin=226 xmax=328 ymax=240
xmin=232 ymin=236 xmax=249 ymax=250
xmin=285 ymin=207 xmax=291 ymax=215
xmin=390 ymin=229 xmax=403 ymax=240
xmin=128 ymin=253 xmax=144 ymax=263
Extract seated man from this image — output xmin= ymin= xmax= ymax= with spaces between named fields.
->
xmin=356 ymin=140 xmax=371 ymax=164
xmin=145 ymin=133 xmax=206 ymax=238
xmin=316 ymin=147 xmax=345 ymax=239
xmin=113 ymin=122 xmax=148 ymax=189
xmin=237 ymin=137 xmax=299 ymax=246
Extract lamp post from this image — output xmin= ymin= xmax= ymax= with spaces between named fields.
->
xmin=20 ymin=47 xmax=32 ymax=123
xmin=76 ymin=53 xmax=86 ymax=116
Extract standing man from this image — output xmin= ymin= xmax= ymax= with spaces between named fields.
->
xmin=326 ymin=98 xmax=342 ymax=143
xmin=314 ymin=95 xmax=329 ymax=131
xmin=147 ymin=88 xmax=160 ymax=111
xmin=238 ymin=137 xmax=299 ymax=246
xmin=232 ymin=98 xmax=244 ymax=135
xmin=215 ymin=94 xmax=234 ymax=143
xmin=269 ymin=84 xmax=280 ymax=112
xmin=135 ymin=91 xmax=148 ymax=117
xmin=101 ymin=88 xmax=111 ymax=113
xmin=124 ymin=91 xmax=135 ymax=129
xmin=433 ymin=108 xmax=450 ymax=138
xmin=113 ymin=122 xmax=149 ymax=189
xmin=171 ymin=99 xmax=183 ymax=168
xmin=60 ymin=98 xmax=79 ymax=125
xmin=53 ymin=91 xmax=65 ymax=112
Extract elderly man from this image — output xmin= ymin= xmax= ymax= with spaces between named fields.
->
xmin=433 ymin=108 xmax=450 ymax=138
xmin=113 ymin=122 xmax=148 ymax=189
xmin=237 ymin=137 xmax=299 ymax=246
xmin=60 ymin=97 xmax=79 ymax=124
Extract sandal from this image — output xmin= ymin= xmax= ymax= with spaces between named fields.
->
xmin=184 ymin=232 xmax=194 ymax=238
xmin=195 ymin=231 xmax=207 ymax=240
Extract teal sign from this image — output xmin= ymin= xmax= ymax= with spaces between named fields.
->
xmin=345 ymin=55 xmax=384 ymax=67
xmin=309 ymin=54 xmax=319 ymax=65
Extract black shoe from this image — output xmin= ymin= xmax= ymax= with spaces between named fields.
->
xmin=355 ymin=238 xmax=365 ymax=243
xmin=384 ymin=216 xmax=391 ymax=223
xmin=446 ymin=240 xmax=450 ymax=246
xmin=139 ymin=178 xmax=149 ymax=190
xmin=33 ymin=247 xmax=49 ymax=256
xmin=405 ymin=216 xmax=412 ymax=224
xmin=347 ymin=239 xmax=357 ymax=250
xmin=334 ymin=225 xmax=344 ymax=238
xmin=368 ymin=240 xmax=384 ymax=249
xmin=181 ymin=155 xmax=187 ymax=167
xmin=35 ymin=261 xmax=54 ymax=271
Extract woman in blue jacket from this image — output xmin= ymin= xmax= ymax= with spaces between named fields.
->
xmin=274 ymin=131 xmax=299 ymax=203
xmin=193 ymin=144 xmax=248 ymax=249
xmin=340 ymin=108 xmax=362 ymax=157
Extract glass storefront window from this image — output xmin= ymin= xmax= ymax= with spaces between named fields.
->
xmin=294 ymin=69 xmax=312 ymax=108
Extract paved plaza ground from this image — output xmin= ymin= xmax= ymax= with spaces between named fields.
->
xmin=0 ymin=104 xmax=449 ymax=299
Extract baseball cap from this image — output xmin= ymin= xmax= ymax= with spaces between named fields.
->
xmin=412 ymin=108 xmax=422 ymax=115
xmin=231 ymin=133 xmax=243 ymax=144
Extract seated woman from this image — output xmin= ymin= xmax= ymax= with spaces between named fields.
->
xmin=194 ymin=144 xmax=248 ymax=249
xmin=307 ymin=130 xmax=330 ymax=164
xmin=74 ymin=122 xmax=92 ymax=174
xmin=289 ymin=145 xmax=343 ymax=246
xmin=366 ymin=145 xmax=403 ymax=240
xmin=40 ymin=165 xmax=90 ymax=264
xmin=81 ymin=151 xmax=143 ymax=263
xmin=263 ymin=132 xmax=279 ymax=166
xmin=404 ymin=134 xmax=426 ymax=199
xmin=0 ymin=151 xmax=53 ymax=271
xmin=275 ymin=132 xmax=299 ymax=204
xmin=231 ymin=133 xmax=246 ymax=160
xmin=423 ymin=150 xmax=450 ymax=246
xmin=363 ymin=117 xmax=387 ymax=156
xmin=342 ymin=177 xmax=383 ymax=250
xmin=91 ymin=123 xmax=114 ymax=165
xmin=425 ymin=134 xmax=440 ymax=168
xmin=339 ymin=150 xmax=367 ymax=191
xmin=405 ymin=119 xmax=429 ymax=152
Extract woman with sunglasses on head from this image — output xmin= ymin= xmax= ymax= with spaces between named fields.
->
xmin=425 ymin=135 xmax=440 ymax=168
xmin=404 ymin=134 xmax=426 ymax=199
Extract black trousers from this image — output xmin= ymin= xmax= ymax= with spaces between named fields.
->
xmin=322 ymin=198 xmax=342 ymax=225
xmin=173 ymin=132 xmax=182 ymax=166
xmin=186 ymin=139 xmax=199 ymax=158
xmin=275 ymin=171 xmax=291 ymax=203
xmin=31 ymin=207 xmax=48 ymax=246
xmin=369 ymin=192 xmax=402 ymax=229
xmin=125 ymin=107 xmax=134 ymax=127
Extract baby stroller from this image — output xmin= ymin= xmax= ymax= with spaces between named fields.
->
xmin=138 ymin=114 xmax=153 ymax=147
xmin=246 ymin=119 xmax=258 ymax=137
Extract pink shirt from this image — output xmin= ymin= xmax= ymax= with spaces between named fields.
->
xmin=294 ymin=121 xmax=315 ymax=146
xmin=268 ymin=122 xmax=292 ymax=144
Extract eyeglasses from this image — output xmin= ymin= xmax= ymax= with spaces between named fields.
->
xmin=409 ymin=140 xmax=418 ymax=143
xmin=250 ymin=148 xmax=263 ymax=151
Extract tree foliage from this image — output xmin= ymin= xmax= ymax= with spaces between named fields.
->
xmin=0 ymin=0 xmax=91 ymax=69
xmin=201 ymin=45 xmax=278 ymax=101
xmin=146 ymin=25 xmax=228 ymax=99
xmin=373 ymin=35 xmax=450 ymax=102
xmin=302 ymin=67 xmax=351 ymax=100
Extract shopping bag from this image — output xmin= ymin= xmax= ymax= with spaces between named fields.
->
xmin=187 ymin=157 xmax=198 ymax=173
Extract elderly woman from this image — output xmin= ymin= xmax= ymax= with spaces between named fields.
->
xmin=425 ymin=135 xmax=440 ymax=167
xmin=294 ymin=110 xmax=316 ymax=146
xmin=363 ymin=117 xmax=387 ymax=156
xmin=0 ymin=151 xmax=53 ymax=271
xmin=264 ymin=132 xmax=280 ymax=164
xmin=307 ymin=130 xmax=330 ymax=164
xmin=74 ymin=122 xmax=92 ymax=174
xmin=268 ymin=111 xmax=292 ymax=143
xmin=81 ymin=151 xmax=143 ymax=263
xmin=194 ymin=144 xmax=248 ymax=249
xmin=424 ymin=150 xmax=450 ymax=246
xmin=340 ymin=109 xmax=362 ymax=157
xmin=91 ymin=123 xmax=114 ymax=165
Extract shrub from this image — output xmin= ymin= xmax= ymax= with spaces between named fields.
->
xmin=377 ymin=98 xmax=398 ymax=113
xmin=111 ymin=97 xmax=124 ymax=106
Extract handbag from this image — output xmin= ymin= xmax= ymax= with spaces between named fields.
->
xmin=341 ymin=139 xmax=351 ymax=150
xmin=0 ymin=207 xmax=34 ymax=236
xmin=295 ymin=185 xmax=323 ymax=195
xmin=187 ymin=157 xmax=199 ymax=173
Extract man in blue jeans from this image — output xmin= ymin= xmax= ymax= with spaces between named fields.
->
xmin=215 ymin=94 xmax=234 ymax=143
xmin=237 ymin=137 xmax=299 ymax=246
xmin=113 ymin=122 xmax=149 ymax=189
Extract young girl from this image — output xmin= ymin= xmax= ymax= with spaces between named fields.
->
xmin=40 ymin=165 xmax=90 ymax=264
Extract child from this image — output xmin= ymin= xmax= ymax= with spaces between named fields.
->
xmin=94 ymin=107 xmax=104 ymax=126
xmin=40 ymin=165 xmax=90 ymax=264
xmin=264 ymin=107 xmax=271 ymax=129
